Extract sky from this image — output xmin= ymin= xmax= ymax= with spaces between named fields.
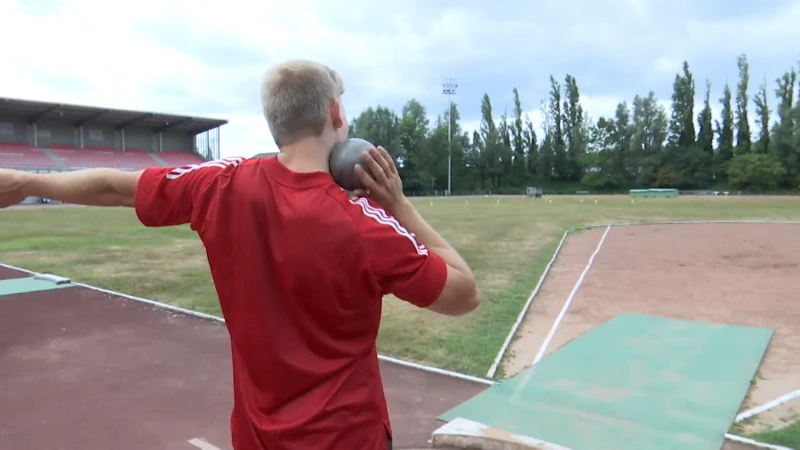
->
xmin=1 ymin=0 xmax=798 ymax=158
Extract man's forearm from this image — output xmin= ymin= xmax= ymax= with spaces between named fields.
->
xmin=19 ymin=169 xmax=141 ymax=207
xmin=390 ymin=199 xmax=473 ymax=275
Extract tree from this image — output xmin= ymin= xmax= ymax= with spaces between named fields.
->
xmin=727 ymin=153 xmax=786 ymax=191
xmin=497 ymin=111 xmax=514 ymax=187
xmin=563 ymin=74 xmax=587 ymax=181
xmin=524 ymin=115 xmax=539 ymax=178
xmin=582 ymin=117 xmax=627 ymax=189
xmin=349 ymin=106 xmax=403 ymax=163
xmin=629 ymin=92 xmax=669 ymax=186
xmin=735 ymin=54 xmax=752 ymax=154
xmin=510 ymin=88 xmax=528 ymax=185
xmin=668 ymin=61 xmax=697 ymax=149
xmin=547 ymin=76 xmax=567 ymax=180
xmin=715 ymin=84 xmax=735 ymax=178
xmin=753 ymin=81 xmax=770 ymax=155
xmin=773 ymin=68 xmax=798 ymax=185
xmin=697 ymin=80 xmax=714 ymax=157
xmin=478 ymin=93 xmax=502 ymax=189
xmin=346 ymin=52 xmax=800 ymax=195
xmin=612 ymin=102 xmax=633 ymax=183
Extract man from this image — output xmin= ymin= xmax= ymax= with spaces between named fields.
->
xmin=0 ymin=59 xmax=480 ymax=449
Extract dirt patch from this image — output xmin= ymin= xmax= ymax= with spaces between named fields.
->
xmin=502 ymin=227 xmax=608 ymax=377
xmin=540 ymin=223 xmax=800 ymax=434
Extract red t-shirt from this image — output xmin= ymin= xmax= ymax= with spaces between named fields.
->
xmin=134 ymin=156 xmax=448 ymax=450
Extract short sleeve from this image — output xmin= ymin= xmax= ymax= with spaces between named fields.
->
xmin=135 ymin=157 xmax=244 ymax=228
xmin=351 ymin=197 xmax=447 ymax=308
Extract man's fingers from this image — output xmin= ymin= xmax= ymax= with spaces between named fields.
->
xmin=377 ymin=147 xmax=397 ymax=175
xmin=354 ymin=164 xmax=379 ymax=191
xmin=362 ymin=150 xmax=388 ymax=184
xmin=353 ymin=188 xmax=369 ymax=198
xmin=367 ymin=147 xmax=392 ymax=178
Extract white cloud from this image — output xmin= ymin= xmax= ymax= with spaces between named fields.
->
xmin=0 ymin=0 xmax=796 ymax=159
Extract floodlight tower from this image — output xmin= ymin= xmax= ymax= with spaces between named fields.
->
xmin=442 ymin=78 xmax=458 ymax=196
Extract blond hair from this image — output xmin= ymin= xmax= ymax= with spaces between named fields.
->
xmin=261 ymin=59 xmax=345 ymax=147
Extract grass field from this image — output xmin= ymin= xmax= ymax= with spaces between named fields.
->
xmin=2 ymin=196 xmax=800 ymax=381
xmin=751 ymin=421 xmax=800 ymax=448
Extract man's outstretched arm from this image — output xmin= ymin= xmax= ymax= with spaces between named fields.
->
xmin=13 ymin=168 xmax=142 ymax=207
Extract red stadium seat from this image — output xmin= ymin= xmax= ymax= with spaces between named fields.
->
xmin=50 ymin=146 xmax=160 ymax=170
xmin=1 ymin=142 xmax=206 ymax=171
xmin=0 ymin=143 xmax=59 ymax=170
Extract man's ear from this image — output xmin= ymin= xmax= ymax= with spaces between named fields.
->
xmin=330 ymin=100 xmax=344 ymax=129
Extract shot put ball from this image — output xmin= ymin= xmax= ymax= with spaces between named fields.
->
xmin=329 ymin=138 xmax=375 ymax=191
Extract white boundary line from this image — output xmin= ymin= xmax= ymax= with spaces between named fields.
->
xmin=736 ymin=389 xmax=800 ymax=422
xmin=485 ymin=230 xmax=570 ymax=379
xmin=188 ymin=438 xmax=222 ymax=450
xmin=0 ymin=261 xmax=496 ymax=387
xmin=723 ymin=433 xmax=794 ymax=450
xmin=531 ymin=224 xmax=612 ymax=365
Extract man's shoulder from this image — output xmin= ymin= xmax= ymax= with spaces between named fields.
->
xmin=332 ymin=194 xmax=402 ymax=234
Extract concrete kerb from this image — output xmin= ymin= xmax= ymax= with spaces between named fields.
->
xmin=432 ymin=418 xmax=573 ymax=450
xmin=723 ymin=433 xmax=794 ymax=450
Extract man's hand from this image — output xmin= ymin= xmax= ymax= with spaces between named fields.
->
xmin=353 ymin=146 xmax=407 ymax=215
xmin=0 ymin=169 xmax=29 ymax=209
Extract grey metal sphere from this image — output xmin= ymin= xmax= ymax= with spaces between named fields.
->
xmin=329 ymin=138 xmax=375 ymax=191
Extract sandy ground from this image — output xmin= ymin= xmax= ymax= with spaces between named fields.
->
xmin=503 ymin=222 xmax=800 ymax=439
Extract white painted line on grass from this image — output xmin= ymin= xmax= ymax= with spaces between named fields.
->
xmin=486 ymin=230 xmax=570 ymax=379
xmin=531 ymin=224 xmax=612 ymax=365
xmin=0 ymin=261 xmax=496 ymax=387
xmin=379 ymin=354 xmax=496 ymax=386
xmin=736 ymin=388 xmax=800 ymax=422
xmin=188 ymin=437 xmax=222 ymax=450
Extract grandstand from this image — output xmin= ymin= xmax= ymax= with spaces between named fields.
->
xmin=0 ymin=97 xmax=227 ymax=173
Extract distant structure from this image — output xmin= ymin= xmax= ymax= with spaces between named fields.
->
xmin=0 ymin=97 xmax=227 ymax=173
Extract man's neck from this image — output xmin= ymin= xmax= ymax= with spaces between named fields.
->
xmin=277 ymin=139 xmax=332 ymax=174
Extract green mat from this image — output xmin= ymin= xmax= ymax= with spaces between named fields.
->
xmin=0 ymin=277 xmax=76 ymax=297
xmin=439 ymin=313 xmax=773 ymax=450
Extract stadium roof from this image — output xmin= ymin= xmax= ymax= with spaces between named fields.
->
xmin=0 ymin=97 xmax=228 ymax=135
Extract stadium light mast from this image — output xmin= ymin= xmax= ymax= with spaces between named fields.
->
xmin=442 ymin=78 xmax=458 ymax=196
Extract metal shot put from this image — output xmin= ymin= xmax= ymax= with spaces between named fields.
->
xmin=329 ymin=138 xmax=375 ymax=191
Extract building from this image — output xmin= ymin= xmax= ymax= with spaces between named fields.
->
xmin=0 ymin=97 xmax=227 ymax=172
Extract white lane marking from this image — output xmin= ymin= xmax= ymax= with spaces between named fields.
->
xmin=188 ymin=438 xmax=222 ymax=450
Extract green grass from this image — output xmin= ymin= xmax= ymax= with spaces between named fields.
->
xmin=749 ymin=421 xmax=800 ymax=448
xmin=3 ymin=196 xmax=800 ymax=378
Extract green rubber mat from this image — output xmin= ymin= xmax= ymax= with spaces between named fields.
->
xmin=439 ymin=313 xmax=773 ymax=450
xmin=0 ymin=277 xmax=76 ymax=297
